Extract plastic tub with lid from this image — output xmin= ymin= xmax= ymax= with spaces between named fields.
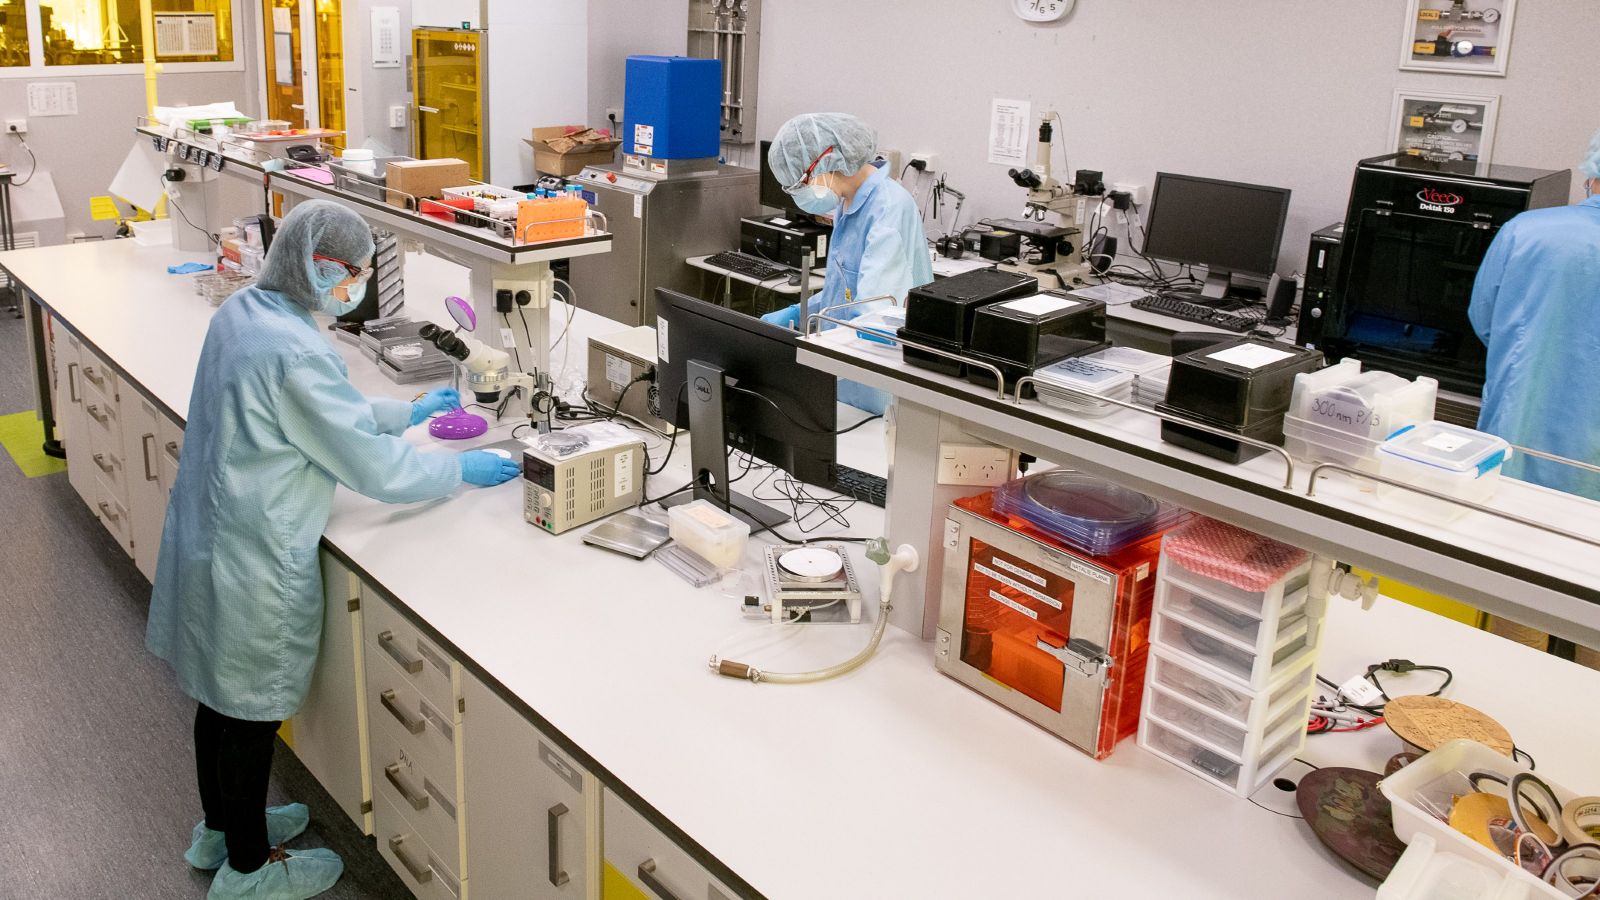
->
xmin=1289 ymin=358 xmax=1438 ymax=445
xmin=1376 ymin=422 xmax=1511 ymax=524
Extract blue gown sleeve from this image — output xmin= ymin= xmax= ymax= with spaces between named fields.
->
xmin=1469 ymin=227 xmax=1514 ymax=344
xmin=277 ymin=352 xmax=462 ymax=503
xmin=369 ymin=397 xmax=414 ymax=436
xmin=854 ymin=215 xmax=919 ymax=306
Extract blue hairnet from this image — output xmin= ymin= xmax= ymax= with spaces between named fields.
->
xmin=1582 ymin=127 xmax=1600 ymax=181
xmin=256 ymin=200 xmax=375 ymax=312
xmin=769 ymin=113 xmax=878 ymax=187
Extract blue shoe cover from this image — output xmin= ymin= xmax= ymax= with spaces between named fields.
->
xmin=208 ymin=847 xmax=343 ymax=900
xmin=185 ymin=804 xmax=312 ymax=870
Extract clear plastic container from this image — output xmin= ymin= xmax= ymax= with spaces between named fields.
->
xmin=443 ymin=183 xmax=524 ymax=214
xmin=1146 ymin=683 xmax=1309 ymax=760
xmin=1283 ymin=413 xmax=1387 ymax=473
xmin=1148 ymin=646 xmax=1316 ymax=729
xmin=1376 ymin=422 xmax=1511 ymax=524
xmin=1158 ymin=520 xmax=1312 ymax=619
xmin=667 ymin=500 xmax=750 ymax=569
xmin=992 ymin=471 xmax=1189 ymax=557
xmin=1139 ymin=706 xmax=1308 ymax=796
xmin=1153 ymin=612 xmax=1312 ymax=689
xmin=1032 ymin=358 xmax=1135 ymax=417
xmin=1289 ymin=359 xmax=1437 ymax=443
xmin=1161 ymin=581 xmax=1306 ymax=648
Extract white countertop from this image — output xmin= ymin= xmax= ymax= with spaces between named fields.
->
xmin=9 ymin=238 xmax=1600 ymax=900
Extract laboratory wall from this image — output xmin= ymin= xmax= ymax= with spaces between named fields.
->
xmin=589 ymin=0 xmax=1600 ymax=275
xmin=586 ymin=0 xmax=687 ymax=135
xmin=344 ymin=0 xmax=415 ymax=158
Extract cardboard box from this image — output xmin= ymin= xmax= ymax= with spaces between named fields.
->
xmin=385 ymin=158 xmax=471 ymax=209
xmin=526 ymin=126 xmax=621 ymax=177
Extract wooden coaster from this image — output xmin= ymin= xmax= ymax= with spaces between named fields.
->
xmin=1384 ymin=696 xmax=1514 ymax=756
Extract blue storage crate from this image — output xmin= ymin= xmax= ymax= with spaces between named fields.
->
xmin=623 ymin=55 xmax=722 ymax=160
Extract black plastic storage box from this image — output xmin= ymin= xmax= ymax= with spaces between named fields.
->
xmin=1156 ymin=337 xmax=1324 ymax=463
xmin=900 ymin=269 xmax=1038 ymax=377
xmin=965 ymin=292 xmax=1109 ymax=392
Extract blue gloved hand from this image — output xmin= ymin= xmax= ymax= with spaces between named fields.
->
xmin=411 ymin=387 xmax=461 ymax=426
xmin=761 ymin=304 xmax=800 ymax=330
xmin=459 ymin=450 xmax=520 ymax=486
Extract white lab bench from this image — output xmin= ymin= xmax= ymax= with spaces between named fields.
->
xmin=7 ymin=238 xmax=1600 ymax=900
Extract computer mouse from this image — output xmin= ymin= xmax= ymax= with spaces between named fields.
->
xmin=787 ymin=271 xmax=804 ymax=287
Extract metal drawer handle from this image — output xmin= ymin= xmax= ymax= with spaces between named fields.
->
xmin=86 ymin=404 xmax=109 ymax=424
xmin=384 ymin=763 xmax=429 ymax=811
xmin=547 ymin=803 xmax=570 ymax=887
xmin=92 ymin=453 xmax=115 ymax=474
xmin=638 ymin=859 xmax=683 ymax=900
xmin=417 ymin=105 xmax=440 ymax=114
xmin=387 ymin=834 xmax=433 ymax=883
xmin=83 ymin=366 xmax=106 ymax=387
xmin=380 ymin=689 xmax=425 ymax=734
xmin=66 ymin=362 xmax=80 ymax=402
xmin=165 ymin=440 xmax=181 ymax=463
xmin=141 ymin=434 xmax=158 ymax=481
xmin=379 ymin=630 xmax=424 ymax=674
xmin=97 ymin=501 xmax=120 ymax=523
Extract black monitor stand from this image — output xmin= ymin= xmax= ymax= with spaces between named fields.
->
xmin=661 ymin=360 xmax=791 ymax=531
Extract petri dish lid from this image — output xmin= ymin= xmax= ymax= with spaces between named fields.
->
xmin=1089 ymin=346 xmax=1173 ymax=376
xmin=1036 ymin=358 xmax=1135 ymax=394
xmin=1020 ymin=471 xmax=1160 ymax=528
xmin=1379 ymin=422 xmax=1509 ymax=474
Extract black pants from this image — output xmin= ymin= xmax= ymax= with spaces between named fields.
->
xmin=194 ymin=702 xmax=281 ymax=874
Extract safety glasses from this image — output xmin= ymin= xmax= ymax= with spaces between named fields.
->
xmin=313 ymin=254 xmax=374 ymax=282
xmin=783 ymin=145 xmax=836 ymax=193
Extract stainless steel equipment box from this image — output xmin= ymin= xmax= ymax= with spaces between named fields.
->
xmin=568 ymin=162 xmax=760 ymax=326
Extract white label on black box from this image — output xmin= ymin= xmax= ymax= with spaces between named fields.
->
xmin=1002 ymin=294 xmax=1079 ymax=317
xmin=1207 ymin=343 xmax=1295 ymax=370
xmin=988 ymin=590 xmax=1039 ymax=620
xmin=605 ymin=352 xmax=630 ymax=389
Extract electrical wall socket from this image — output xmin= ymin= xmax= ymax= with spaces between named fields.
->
xmin=876 ymin=148 xmax=903 ymax=178
xmin=1112 ymin=181 xmax=1145 ymax=207
xmin=605 ymin=107 xmax=623 ymax=125
xmin=5 ymin=119 xmax=27 ymax=135
xmin=388 ymin=106 xmax=406 ymax=128
xmin=909 ymin=151 xmax=939 ymax=173
xmin=937 ymin=443 xmax=1016 ymax=486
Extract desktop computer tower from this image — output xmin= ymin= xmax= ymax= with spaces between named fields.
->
xmin=1295 ymin=223 xmax=1344 ymax=351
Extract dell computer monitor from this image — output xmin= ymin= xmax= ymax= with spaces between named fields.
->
xmin=654 ymin=287 xmax=837 ymax=527
xmin=1143 ymin=173 xmax=1292 ymax=301
xmin=758 ymin=139 xmax=797 ymax=214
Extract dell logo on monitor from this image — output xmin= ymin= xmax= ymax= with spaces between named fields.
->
xmin=693 ymin=376 xmax=713 ymax=402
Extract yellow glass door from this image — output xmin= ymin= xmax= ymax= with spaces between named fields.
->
xmin=262 ymin=0 xmax=305 ymax=127
xmin=314 ymin=0 xmax=344 ymax=148
xmin=412 ymin=27 xmax=484 ymax=180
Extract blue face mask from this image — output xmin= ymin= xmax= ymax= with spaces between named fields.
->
xmin=323 ymin=277 xmax=366 ymax=315
xmin=792 ymin=183 xmax=840 ymax=216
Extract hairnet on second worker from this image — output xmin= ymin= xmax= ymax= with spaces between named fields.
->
xmin=769 ymin=113 xmax=878 ymax=187
xmin=1582 ymin=127 xmax=1600 ymax=180
xmin=256 ymin=200 xmax=375 ymax=311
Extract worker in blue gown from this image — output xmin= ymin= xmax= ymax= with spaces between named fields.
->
xmin=1469 ymin=129 xmax=1600 ymax=500
xmin=146 ymin=200 xmax=521 ymax=900
xmin=762 ymin=113 xmax=934 ymax=414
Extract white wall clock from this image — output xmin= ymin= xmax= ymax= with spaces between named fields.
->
xmin=1014 ymin=0 xmax=1074 ymax=23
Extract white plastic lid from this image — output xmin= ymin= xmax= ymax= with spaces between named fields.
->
xmin=1087 ymin=346 xmax=1173 ymax=376
xmin=1378 ymin=422 xmax=1510 ymax=475
xmin=1035 ymin=358 xmax=1135 ymax=394
xmin=340 ymin=148 xmax=376 ymax=161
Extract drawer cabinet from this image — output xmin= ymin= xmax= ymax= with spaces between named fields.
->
xmin=463 ymin=673 xmax=595 ymax=900
xmin=376 ymin=791 xmax=464 ymax=900
xmin=603 ymin=792 xmax=736 ymax=900
xmin=365 ymin=590 xmax=459 ymax=723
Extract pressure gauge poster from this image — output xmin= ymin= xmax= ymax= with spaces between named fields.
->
xmin=1400 ymin=0 xmax=1516 ymax=76
xmin=1389 ymin=90 xmax=1500 ymax=167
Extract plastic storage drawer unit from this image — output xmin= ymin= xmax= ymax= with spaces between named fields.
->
xmin=1376 ymin=422 xmax=1510 ymax=524
xmin=964 ymin=291 xmax=1108 ymax=392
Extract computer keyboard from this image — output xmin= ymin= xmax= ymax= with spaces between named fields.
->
xmin=1131 ymin=295 xmax=1262 ymax=333
xmin=704 ymin=251 xmax=792 ymax=282
xmin=830 ymin=464 xmax=887 ymax=508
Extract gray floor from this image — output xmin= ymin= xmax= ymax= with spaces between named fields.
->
xmin=0 ymin=305 xmax=410 ymax=898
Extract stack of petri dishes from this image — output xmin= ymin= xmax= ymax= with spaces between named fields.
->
xmin=1032 ymin=358 xmax=1135 ymax=417
xmin=993 ymin=470 xmax=1188 ymax=557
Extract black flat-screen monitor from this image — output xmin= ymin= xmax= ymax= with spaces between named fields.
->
xmin=654 ymin=287 xmax=836 ymax=525
xmin=758 ymin=139 xmax=797 ymax=214
xmin=1143 ymin=173 xmax=1292 ymax=300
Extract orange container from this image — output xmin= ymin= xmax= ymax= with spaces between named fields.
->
xmin=515 ymin=196 xmax=588 ymax=244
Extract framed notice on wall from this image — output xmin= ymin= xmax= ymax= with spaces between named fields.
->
xmin=1400 ymin=0 xmax=1517 ymax=76
xmin=1389 ymin=90 xmax=1500 ymax=166
xmin=154 ymin=13 xmax=219 ymax=58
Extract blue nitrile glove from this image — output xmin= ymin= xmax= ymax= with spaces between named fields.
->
xmin=459 ymin=450 xmax=521 ymax=486
xmin=168 ymin=262 xmax=214 ymax=275
xmin=761 ymin=304 xmax=800 ymax=330
xmin=411 ymin=387 xmax=461 ymax=426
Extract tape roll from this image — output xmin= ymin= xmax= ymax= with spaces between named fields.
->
xmin=1508 ymin=773 xmax=1566 ymax=848
xmin=1543 ymin=843 xmax=1600 ymax=897
xmin=1563 ymin=797 xmax=1600 ymax=848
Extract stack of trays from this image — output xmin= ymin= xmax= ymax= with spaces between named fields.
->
xmin=992 ymin=470 xmax=1188 ymax=557
xmin=1138 ymin=516 xmax=1319 ymax=796
xmin=1032 ymin=358 xmax=1134 ymax=417
xmin=1085 ymin=347 xmax=1172 ymax=408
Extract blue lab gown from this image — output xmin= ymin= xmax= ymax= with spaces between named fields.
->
xmin=1469 ymin=194 xmax=1600 ymax=500
xmin=147 ymin=287 xmax=462 ymax=721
